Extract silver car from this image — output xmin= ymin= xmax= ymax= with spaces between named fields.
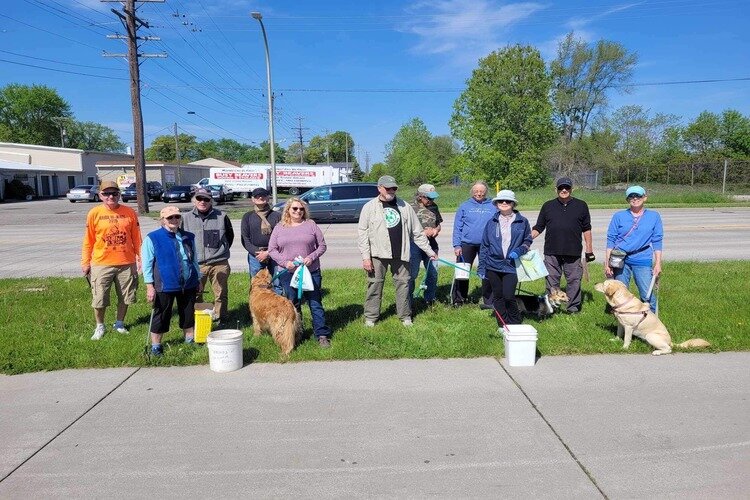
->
xmin=66 ymin=185 xmax=99 ymax=203
xmin=274 ymin=183 xmax=379 ymax=222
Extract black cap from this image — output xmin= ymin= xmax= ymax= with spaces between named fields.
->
xmin=251 ymin=187 xmax=270 ymax=198
xmin=556 ymin=177 xmax=573 ymax=188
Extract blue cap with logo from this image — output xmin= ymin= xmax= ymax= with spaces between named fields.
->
xmin=625 ymin=185 xmax=646 ymax=198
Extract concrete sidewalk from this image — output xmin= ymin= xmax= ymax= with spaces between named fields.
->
xmin=1 ymin=354 xmax=748 ymax=498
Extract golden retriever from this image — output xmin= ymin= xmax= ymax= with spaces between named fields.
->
xmin=249 ymin=269 xmax=301 ymax=355
xmin=595 ymin=279 xmax=710 ymax=355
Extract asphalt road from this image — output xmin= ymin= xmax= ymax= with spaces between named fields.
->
xmin=1 ymin=198 xmax=749 ymax=278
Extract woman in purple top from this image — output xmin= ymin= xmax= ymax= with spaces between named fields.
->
xmin=268 ymin=197 xmax=332 ymax=348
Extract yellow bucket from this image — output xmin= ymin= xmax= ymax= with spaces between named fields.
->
xmin=194 ymin=310 xmax=212 ymax=344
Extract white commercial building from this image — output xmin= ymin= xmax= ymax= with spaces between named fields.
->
xmin=0 ymin=142 xmax=131 ymax=201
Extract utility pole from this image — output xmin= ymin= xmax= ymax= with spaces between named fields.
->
xmin=294 ymin=116 xmax=308 ymax=165
xmin=102 ymin=0 xmax=166 ymax=215
xmin=365 ymin=151 xmax=370 ymax=173
xmin=51 ymin=117 xmax=69 ymax=148
xmin=174 ymin=122 xmax=181 ymax=184
xmin=324 ymin=129 xmax=330 ymax=164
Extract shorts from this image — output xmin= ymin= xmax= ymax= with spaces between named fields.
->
xmin=90 ymin=264 xmax=138 ymax=308
xmin=149 ymin=289 xmax=198 ymax=334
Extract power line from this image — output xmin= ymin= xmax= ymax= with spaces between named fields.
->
xmin=0 ymin=49 xmax=126 ymax=71
xmin=0 ymin=58 xmax=128 ymax=80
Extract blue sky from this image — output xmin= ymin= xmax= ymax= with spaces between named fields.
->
xmin=1 ymin=0 xmax=748 ymax=166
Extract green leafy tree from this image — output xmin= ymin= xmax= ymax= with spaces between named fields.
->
xmin=365 ymin=162 xmax=388 ymax=182
xmin=684 ymin=111 xmax=722 ymax=158
xmin=451 ymin=44 xmax=555 ymax=190
xmin=239 ymin=141 xmax=287 ymax=164
xmin=550 ymin=33 xmax=637 ymax=141
xmin=385 ymin=118 xmax=433 ymax=185
xmin=0 ymin=84 xmax=72 ymax=146
xmin=67 ymin=121 xmax=125 ymax=152
xmin=199 ymin=138 xmax=253 ymax=162
xmin=719 ymin=109 xmax=750 ymax=158
xmin=145 ymin=133 xmax=201 ymax=162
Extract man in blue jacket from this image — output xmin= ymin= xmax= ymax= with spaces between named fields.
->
xmin=451 ymin=181 xmax=496 ymax=306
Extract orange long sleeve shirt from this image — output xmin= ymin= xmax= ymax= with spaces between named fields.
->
xmin=81 ymin=204 xmax=142 ymax=267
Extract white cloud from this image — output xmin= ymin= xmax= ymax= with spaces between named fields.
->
xmin=565 ymin=2 xmax=644 ymax=30
xmin=400 ymin=0 xmax=546 ymax=63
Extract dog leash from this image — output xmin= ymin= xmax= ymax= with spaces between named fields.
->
xmin=492 ymin=307 xmax=510 ymax=334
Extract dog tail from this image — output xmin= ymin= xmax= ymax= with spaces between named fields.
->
xmin=674 ymin=338 xmax=711 ymax=349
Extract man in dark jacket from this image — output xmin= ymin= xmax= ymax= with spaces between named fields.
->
xmin=531 ymin=177 xmax=594 ymax=313
xmin=241 ymin=187 xmax=282 ymax=294
xmin=181 ymin=188 xmax=234 ymax=324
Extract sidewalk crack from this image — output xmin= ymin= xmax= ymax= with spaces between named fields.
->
xmin=0 ymin=367 xmax=141 ymax=483
xmin=494 ymin=358 xmax=609 ymax=499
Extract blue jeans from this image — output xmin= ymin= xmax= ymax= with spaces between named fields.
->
xmin=279 ymin=268 xmax=331 ymax=339
xmin=408 ymin=243 xmax=438 ymax=304
xmin=248 ymin=254 xmax=282 ymax=295
xmin=614 ymin=262 xmax=657 ymax=312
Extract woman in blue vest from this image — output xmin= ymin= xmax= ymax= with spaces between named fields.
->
xmin=142 ymin=206 xmax=202 ymax=357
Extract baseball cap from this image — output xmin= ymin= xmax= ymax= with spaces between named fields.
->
xmin=377 ymin=175 xmax=398 ymax=188
xmin=492 ymin=189 xmax=518 ymax=204
xmin=99 ymin=180 xmax=119 ymax=192
xmin=556 ymin=177 xmax=573 ymax=189
xmin=193 ymin=188 xmax=212 ymax=200
xmin=251 ymin=187 xmax=270 ymax=198
xmin=625 ymin=185 xmax=646 ymax=198
xmin=160 ymin=206 xmax=181 ymax=219
xmin=417 ymin=183 xmax=439 ymax=199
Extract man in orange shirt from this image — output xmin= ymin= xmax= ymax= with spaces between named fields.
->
xmin=81 ymin=180 xmax=142 ymax=340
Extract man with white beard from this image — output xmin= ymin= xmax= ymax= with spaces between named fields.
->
xmin=357 ymin=175 xmax=436 ymax=327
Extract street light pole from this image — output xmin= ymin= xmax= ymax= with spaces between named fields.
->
xmin=251 ymin=11 xmax=277 ymax=206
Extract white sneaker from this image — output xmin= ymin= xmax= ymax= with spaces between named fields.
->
xmin=113 ymin=323 xmax=129 ymax=334
xmin=402 ymin=318 xmax=413 ymax=327
xmin=91 ymin=324 xmax=105 ymax=340
xmin=364 ymin=319 xmax=375 ymax=327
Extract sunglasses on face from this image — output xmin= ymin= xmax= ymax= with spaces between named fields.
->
xmin=101 ymin=191 xmax=119 ymax=197
xmin=196 ymin=197 xmax=211 ymax=202
xmin=383 ymin=187 xmax=398 ymax=192
xmin=496 ymin=200 xmax=513 ymax=205
xmin=627 ymin=194 xmax=644 ymax=200
xmin=290 ymin=206 xmax=305 ymax=212
xmin=557 ymin=186 xmax=571 ymax=192
xmin=166 ymin=215 xmax=182 ymax=221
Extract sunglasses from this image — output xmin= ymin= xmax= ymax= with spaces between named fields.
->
xmin=627 ymin=194 xmax=644 ymax=200
xmin=166 ymin=215 xmax=182 ymax=221
xmin=101 ymin=191 xmax=119 ymax=197
xmin=195 ymin=197 xmax=211 ymax=202
xmin=557 ymin=186 xmax=571 ymax=191
xmin=290 ymin=206 xmax=305 ymax=212
xmin=383 ymin=187 xmax=398 ymax=191
xmin=496 ymin=200 xmax=513 ymax=204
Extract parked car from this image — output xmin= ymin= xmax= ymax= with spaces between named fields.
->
xmin=66 ymin=185 xmax=99 ymax=203
xmin=121 ymin=181 xmax=163 ymax=202
xmin=162 ymin=185 xmax=195 ymax=203
xmin=206 ymin=184 xmax=229 ymax=204
xmin=273 ymin=183 xmax=379 ymax=222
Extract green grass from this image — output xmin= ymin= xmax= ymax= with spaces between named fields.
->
xmin=1 ymin=261 xmax=748 ymax=374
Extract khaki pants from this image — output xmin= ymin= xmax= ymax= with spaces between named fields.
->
xmin=197 ymin=260 xmax=231 ymax=320
xmin=364 ymin=257 xmax=411 ymax=322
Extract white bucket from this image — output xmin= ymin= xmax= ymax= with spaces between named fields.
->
xmin=502 ymin=324 xmax=538 ymax=367
xmin=453 ymin=262 xmax=471 ymax=280
xmin=207 ymin=329 xmax=244 ymax=373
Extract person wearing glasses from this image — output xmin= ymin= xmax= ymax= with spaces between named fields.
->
xmin=531 ymin=177 xmax=594 ymax=313
xmin=478 ymin=190 xmax=532 ymax=327
xmin=451 ymin=181 xmax=496 ymax=307
xmin=81 ymin=180 xmax=142 ymax=340
xmin=241 ymin=187 xmax=282 ymax=294
xmin=268 ymin=198 xmax=332 ymax=348
xmin=142 ymin=206 xmax=202 ymax=357
xmin=357 ymin=175 xmax=436 ymax=327
xmin=181 ymin=188 xmax=234 ymax=325
xmin=605 ymin=185 xmax=663 ymax=312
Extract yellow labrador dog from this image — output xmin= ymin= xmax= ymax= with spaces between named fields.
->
xmin=595 ymin=279 xmax=710 ymax=355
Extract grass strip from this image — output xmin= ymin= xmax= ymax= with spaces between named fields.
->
xmin=0 ymin=261 xmax=747 ymax=374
